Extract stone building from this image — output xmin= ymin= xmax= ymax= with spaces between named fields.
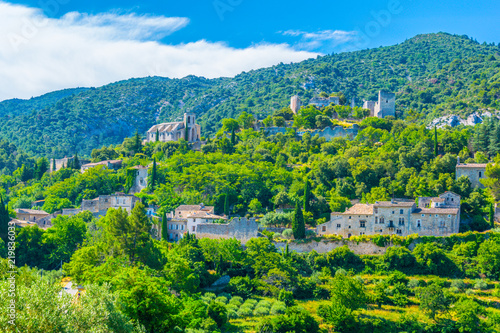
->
xmin=50 ymin=156 xmax=90 ymax=172
xmin=75 ymin=193 xmax=140 ymax=216
xmin=290 ymin=95 xmax=302 ymax=114
xmin=456 ymin=158 xmax=487 ymax=189
xmin=196 ymin=217 xmax=259 ymax=244
xmin=146 ymin=112 xmax=201 ymax=143
xmin=298 ymin=124 xmax=359 ymax=141
xmin=166 ymin=211 xmax=226 ymax=241
xmin=81 ymin=160 xmax=122 ymax=173
xmin=317 ymin=192 xmax=460 ymax=238
xmin=14 ymin=208 xmax=54 ymax=228
xmin=309 ymin=96 xmax=340 ymax=108
xmin=363 ymin=91 xmax=396 ymax=118
xmin=170 ymin=204 xmax=215 ymax=219
xmin=129 ymin=165 xmax=149 ymax=194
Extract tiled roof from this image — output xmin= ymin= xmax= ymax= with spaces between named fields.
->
xmin=130 ymin=165 xmax=148 ymax=170
xmin=374 ymin=200 xmax=415 ymax=207
xmin=187 ymin=213 xmax=226 ymax=219
xmin=82 ymin=160 xmax=122 ymax=168
xmin=412 ymin=208 xmax=459 ymax=215
xmin=148 ymin=122 xmax=184 ymax=133
xmin=343 ymin=204 xmax=374 ymax=215
xmin=456 ymin=163 xmax=488 ymax=168
xmin=15 ymin=209 xmax=49 ymax=215
xmin=176 ymin=205 xmax=214 ymax=211
xmin=432 ymin=197 xmax=445 ymax=202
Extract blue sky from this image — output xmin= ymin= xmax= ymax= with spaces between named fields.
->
xmin=0 ymin=0 xmax=498 ymax=100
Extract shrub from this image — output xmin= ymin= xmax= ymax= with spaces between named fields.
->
xmin=215 ymin=296 xmax=228 ymax=304
xmin=253 ymin=306 xmax=270 ymax=316
xmin=474 ymin=279 xmax=488 ymax=290
xmin=260 ymin=307 xmax=319 ymax=333
xmin=278 ymin=289 xmax=295 ymax=307
xmin=450 ymin=279 xmax=467 ymax=291
xmin=227 ymin=309 xmax=238 ymax=319
xmin=237 ymin=306 xmax=253 ymax=317
xmin=207 ymin=301 xmax=227 ymax=328
xmin=270 ymin=301 xmax=287 ymax=315
xmin=407 ymin=279 xmax=421 ymax=289
xmin=392 ymin=292 xmax=409 ymax=307
xmin=201 ymin=292 xmax=216 ymax=304
xmin=228 ymin=296 xmax=243 ymax=306
xmin=282 ymin=229 xmax=293 ymax=239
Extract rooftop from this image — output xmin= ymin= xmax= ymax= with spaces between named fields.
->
xmin=15 ymin=208 xmax=49 ymax=215
xmin=343 ymin=204 xmax=374 ymax=215
xmin=82 ymin=160 xmax=122 ymax=168
xmin=456 ymin=163 xmax=488 ymax=168
xmin=412 ymin=208 xmax=459 ymax=215
xmin=187 ymin=213 xmax=226 ymax=219
xmin=176 ymin=204 xmax=214 ymax=212
xmin=374 ymin=200 xmax=415 ymax=207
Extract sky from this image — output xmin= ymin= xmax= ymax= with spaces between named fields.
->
xmin=0 ymin=0 xmax=498 ymax=101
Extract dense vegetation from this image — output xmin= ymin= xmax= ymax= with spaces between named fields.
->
xmin=1 ymin=110 xmax=500 ymax=331
xmin=0 ymin=32 xmax=499 ymax=157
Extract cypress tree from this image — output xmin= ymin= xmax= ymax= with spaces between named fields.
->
xmin=224 ymin=193 xmax=229 ymax=216
xmin=489 ymin=121 xmax=500 ymax=156
xmin=184 ymin=123 xmax=189 ymax=142
xmin=133 ymin=131 xmax=142 ymax=155
xmin=0 ymin=196 xmax=9 ymax=241
xmin=292 ymin=201 xmax=305 ymax=239
xmin=303 ymin=178 xmax=311 ymax=213
xmin=52 ymin=158 xmax=56 ymax=172
xmin=155 ymin=129 xmax=159 ymax=142
xmin=230 ymin=128 xmax=236 ymax=146
xmin=73 ymin=153 xmax=80 ymax=170
xmin=434 ymin=126 xmax=438 ymax=157
xmin=161 ymin=211 xmax=168 ymax=241
xmin=150 ymin=158 xmax=157 ymax=191
xmin=490 ymin=203 xmax=495 ymax=229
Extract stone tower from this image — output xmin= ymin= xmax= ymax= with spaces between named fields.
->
xmin=374 ymin=91 xmax=395 ymax=118
xmin=184 ymin=112 xmax=197 ymax=141
xmin=290 ymin=95 xmax=301 ymax=114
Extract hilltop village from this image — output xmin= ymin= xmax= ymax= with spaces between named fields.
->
xmin=7 ymin=91 xmax=500 ymax=246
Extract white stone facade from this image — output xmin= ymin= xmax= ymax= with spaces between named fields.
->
xmin=146 ymin=112 xmax=201 ymax=143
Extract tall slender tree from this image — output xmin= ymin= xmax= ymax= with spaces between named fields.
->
xmin=161 ymin=211 xmax=168 ymax=241
xmin=52 ymin=158 xmax=56 ymax=173
xmin=0 ymin=195 xmax=9 ymax=241
xmin=149 ymin=158 xmax=157 ymax=191
xmin=303 ymin=178 xmax=311 ymax=213
xmin=489 ymin=203 xmax=495 ymax=229
xmin=155 ymin=129 xmax=160 ymax=142
xmin=133 ymin=131 xmax=142 ymax=155
xmin=434 ymin=126 xmax=438 ymax=157
xmin=230 ymin=128 xmax=236 ymax=146
xmin=224 ymin=193 xmax=229 ymax=216
xmin=292 ymin=201 xmax=305 ymax=239
xmin=73 ymin=153 xmax=80 ymax=170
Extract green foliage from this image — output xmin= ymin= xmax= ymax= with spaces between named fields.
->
xmin=292 ymin=202 xmax=305 ymax=240
xmin=416 ymin=282 xmax=452 ymax=320
xmin=259 ymin=306 xmax=319 ymax=333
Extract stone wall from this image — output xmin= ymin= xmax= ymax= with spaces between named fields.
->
xmin=299 ymin=125 xmax=359 ymax=141
xmin=196 ymin=217 xmax=258 ymax=244
xmin=274 ymin=240 xmax=390 ymax=255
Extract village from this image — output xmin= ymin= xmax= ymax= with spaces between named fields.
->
xmin=8 ymin=91 xmax=499 ymax=245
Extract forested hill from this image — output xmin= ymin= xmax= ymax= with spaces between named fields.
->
xmin=0 ymin=32 xmax=499 ymax=158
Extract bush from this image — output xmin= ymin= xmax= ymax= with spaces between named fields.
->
xmin=201 ymin=292 xmax=216 ymax=304
xmin=228 ymin=296 xmax=243 ymax=306
xmin=227 ymin=309 xmax=238 ymax=319
xmin=278 ymin=289 xmax=295 ymax=307
xmin=260 ymin=306 xmax=319 ymax=333
xmin=215 ymin=296 xmax=228 ymax=304
xmin=407 ymin=279 xmax=421 ymax=289
xmin=237 ymin=306 xmax=253 ymax=317
xmin=450 ymin=279 xmax=467 ymax=291
xmin=474 ymin=279 xmax=488 ymax=290
xmin=207 ymin=301 xmax=227 ymax=328
xmin=253 ymin=306 xmax=270 ymax=316
xmin=282 ymin=229 xmax=293 ymax=239
xmin=270 ymin=301 xmax=287 ymax=315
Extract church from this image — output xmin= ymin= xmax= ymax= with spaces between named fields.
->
xmin=146 ymin=112 xmax=201 ymax=143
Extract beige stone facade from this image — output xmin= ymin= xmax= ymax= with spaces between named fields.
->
xmin=170 ymin=204 xmax=214 ymax=219
xmin=363 ymin=90 xmax=396 ymax=118
xmin=317 ymin=192 xmax=460 ymax=238
xmin=456 ymin=162 xmax=487 ymax=189
xmin=81 ymin=160 xmax=122 ymax=173
xmin=129 ymin=165 xmax=149 ymax=194
xmin=79 ymin=193 xmax=140 ymax=216
xmin=146 ymin=112 xmax=201 ymax=143
xmin=14 ymin=208 xmax=54 ymax=228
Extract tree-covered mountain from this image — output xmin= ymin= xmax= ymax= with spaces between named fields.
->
xmin=0 ymin=32 xmax=499 ymax=158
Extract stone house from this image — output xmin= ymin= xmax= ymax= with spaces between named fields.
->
xmin=186 ymin=212 xmax=227 ymax=234
xmin=317 ymin=192 xmax=460 ymax=238
xmin=50 ymin=156 xmax=90 ymax=172
xmin=196 ymin=217 xmax=259 ymax=244
xmin=14 ymin=208 xmax=54 ymax=228
xmin=79 ymin=193 xmax=140 ymax=216
xmin=456 ymin=159 xmax=487 ymax=189
xmin=146 ymin=112 xmax=201 ymax=143
xmin=309 ymin=96 xmax=340 ymax=108
xmin=80 ymin=160 xmax=122 ymax=173
xmin=170 ymin=204 xmax=215 ymax=219
xmin=363 ymin=90 xmax=395 ymax=118
xmin=129 ymin=165 xmax=149 ymax=193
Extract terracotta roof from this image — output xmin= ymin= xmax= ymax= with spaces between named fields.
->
xmin=15 ymin=208 xmax=49 ymax=215
xmin=374 ymin=200 xmax=415 ymax=207
xmin=176 ymin=205 xmax=214 ymax=211
xmin=82 ymin=160 xmax=122 ymax=168
xmin=343 ymin=204 xmax=374 ymax=215
xmin=130 ymin=165 xmax=148 ymax=170
xmin=187 ymin=213 xmax=226 ymax=219
xmin=412 ymin=208 xmax=459 ymax=215
xmin=432 ymin=197 xmax=445 ymax=202
xmin=456 ymin=163 xmax=488 ymax=168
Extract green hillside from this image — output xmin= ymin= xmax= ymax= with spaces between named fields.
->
xmin=0 ymin=32 xmax=499 ymax=158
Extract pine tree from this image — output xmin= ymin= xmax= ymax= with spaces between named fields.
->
xmin=0 ymin=195 xmax=9 ymax=241
xmin=149 ymin=158 xmax=157 ymax=191
xmin=161 ymin=211 xmax=168 ymax=241
xmin=303 ymin=178 xmax=311 ymax=213
xmin=489 ymin=203 xmax=495 ymax=229
xmin=434 ymin=126 xmax=438 ymax=157
xmin=292 ymin=201 xmax=305 ymax=239
xmin=155 ymin=129 xmax=159 ymax=142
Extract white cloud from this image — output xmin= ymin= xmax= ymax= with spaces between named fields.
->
xmin=0 ymin=1 xmax=318 ymax=101
xmin=281 ymin=29 xmax=357 ymax=51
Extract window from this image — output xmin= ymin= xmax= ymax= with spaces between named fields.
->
xmin=396 ymin=229 xmax=402 ymax=235
xmin=348 ymin=225 xmax=351 ymax=229
xmin=392 ymin=211 xmax=395 ymax=214
xmin=360 ymin=221 xmax=366 ymax=228
xmin=192 ymin=226 xmax=195 ymax=232
xmin=398 ymin=218 xmax=404 ymax=226
xmin=336 ymin=224 xmax=341 ymax=228
xmin=400 ymin=209 xmax=404 ymax=214
xmin=175 ymin=225 xmax=178 ymax=230
xmin=347 ymin=233 xmax=352 ymax=238
xmin=322 ymin=226 xmax=326 ymax=232
xmin=448 ymin=215 xmax=451 ymax=218
xmin=440 ymin=221 xmax=445 ymax=227
xmin=360 ymin=232 xmax=365 ymax=235
xmin=375 ymin=216 xmax=378 ymax=224
xmin=417 ymin=219 xmax=421 ymax=227
xmin=451 ymin=198 xmax=454 ymax=202
xmin=181 ymin=225 xmax=185 ymax=230
xmin=421 ymin=214 xmax=425 ymax=217
xmin=479 ymin=171 xmax=482 ymax=178
xmin=374 ymin=207 xmax=378 ymax=214
xmin=380 ymin=217 xmax=384 ymax=224
xmin=435 ymin=215 xmax=438 ymax=217
xmin=349 ymin=216 xmax=351 ymax=219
